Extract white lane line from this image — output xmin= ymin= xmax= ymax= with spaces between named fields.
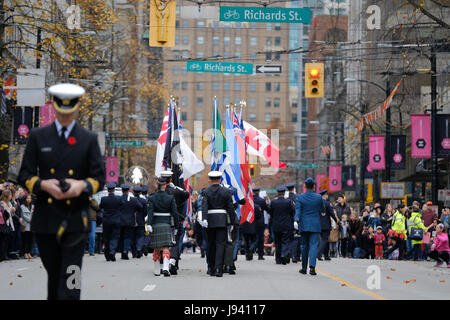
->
xmin=17 ymin=268 xmax=28 ymax=271
xmin=142 ymin=284 xmax=156 ymax=291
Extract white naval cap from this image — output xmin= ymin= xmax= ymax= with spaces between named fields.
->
xmin=160 ymin=170 xmax=173 ymax=178
xmin=48 ymin=83 xmax=85 ymax=114
xmin=208 ymin=171 xmax=222 ymax=179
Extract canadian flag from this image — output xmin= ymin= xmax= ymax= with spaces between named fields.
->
xmin=155 ymin=108 xmax=170 ymax=177
xmin=242 ymin=121 xmax=287 ymax=169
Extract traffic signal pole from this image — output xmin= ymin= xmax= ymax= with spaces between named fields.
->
xmin=431 ymin=46 xmax=438 ymax=204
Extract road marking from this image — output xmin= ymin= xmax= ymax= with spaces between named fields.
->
xmin=316 ymin=268 xmax=388 ymax=300
xmin=142 ymin=284 xmax=156 ymax=291
xmin=17 ymin=268 xmax=28 ymax=271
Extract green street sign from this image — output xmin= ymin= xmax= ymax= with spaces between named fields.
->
xmin=220 ymin=7 xmax=311 ymax=24
xmin=110 ymin=140 xmax=144 ymax=147
xmin=187 ymin=61 xmax=253 ymax=75
xmin=288 ymin=163 xmax=319 ymax=169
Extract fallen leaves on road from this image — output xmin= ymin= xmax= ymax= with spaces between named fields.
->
xmin=404 ymin=280 xmax=410 ymax=284
xmin=386 ymin=276 xmax=392 ymax=279
xmin=390 ymin=268 xmax=396 ymax=271
xmin=17 ymin=274 xmax=22 ymax=278
xmin=112 ymin=275 xmax=116 ymax=277
xmin=440 ymin=280 xmax=445 ymax=283
xmin=411 ymin=279 xmax=416 ymax=282
xmin=39 ymin=266 xmax=43 ymax=269
xmin=341 ymin=283 xmax=347 ymax=287
xmin=198 ymin=269 xmax=201 ymax=272
xmin=101 ymin=285 xmax=104 ymax=288
xmin=9 ymin=282 xmax=13 ymax=286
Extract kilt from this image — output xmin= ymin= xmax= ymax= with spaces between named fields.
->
xmin=150 ymin=223 xmax=174 ymax=248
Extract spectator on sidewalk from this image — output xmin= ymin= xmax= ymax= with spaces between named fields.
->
xmin=339 ymin=214 xmax=350 ymax=258
xmin=334 ymin=195 xmax=350 ymax=220
xmin=20 ymin=193 xmax=34 ymax=259
xmin=374 ymin=226 xmax=386 ymax=259
xmin=348 ymin=212 xmax=363 ymax=258
xmin=429 ymin=223 xmax=450 ymax=268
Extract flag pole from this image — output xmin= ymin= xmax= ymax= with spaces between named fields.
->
xmin=213 ymin=96 xmax=217 ymax=171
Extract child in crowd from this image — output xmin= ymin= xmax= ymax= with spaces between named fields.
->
xmin=374 ymin=226 xmax=386 ymax=259
xmin=263 ymin=229 xmax=274 ymax=256
xmin=339 ymin=214 xmax=349 ymax=257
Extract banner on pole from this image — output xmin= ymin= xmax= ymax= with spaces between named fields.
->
xmin=411 ymin=114 xmax=431 ymax=159
xmin=390 ymin=135 xmax=406 ymax=170
xmin=106 ymin=156 xmax=118 ymax=183
xmin=436 ymin=114 xmax=450 ymax=158
xmin=369 ymin=135 xmax=385 ymax=170
xmin=328 ymin=165 xmax=341 ymax=193
xmin=316 ymin=173 xmax=327 ymax=193
xmin=342 ymin=165 xmax=356 ymax=191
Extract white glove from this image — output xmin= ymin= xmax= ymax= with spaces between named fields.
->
xmin=294 ymin=221 xmax=299 ymax=230
xmin=169 ymin=182 xmax=175 ymax=188
xmin=148 ymin=225 xmax=153 ymax=233
xmin=174 ymin=228 xmax=178 ymax=236
xmin=229 ymin=225 xmax=233 ymax=232
xmin=202 ymin=220 xmax=208 ymax=228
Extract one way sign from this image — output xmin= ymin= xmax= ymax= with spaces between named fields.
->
xmin=255 ymin=65 xmax=282 ymax=74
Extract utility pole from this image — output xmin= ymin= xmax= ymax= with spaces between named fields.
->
xmin=431 ymin=46 xmax=437 ymax=204
xmin=360 ymin=103 xmax=366 ymax=211
xmin=385 ymin=77 xmax=391 ymax=182
xmin=34 ymin=28 xmax=41 ymax=129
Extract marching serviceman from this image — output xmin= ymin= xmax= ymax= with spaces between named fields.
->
xmin=119 ymin=184 xmax=142 ymax=260
xmin=241 ymin=203 xmax=256 ymax=261
xmin=160 ymin=170 xmax=189 ymax=275
xmin=147 ymin=177 xmax=179 ymax=277
xmin=18 ymin=83 xmax=105 ymax=300
xmin=317 ymin=190 xmax=339 ymax=261
xmin=286 ymin=182 xmax=300 ymax=263
xmin=253 ymin=187 xmax=269 ymax=260
xmin=201 ymin=171 xmax=235 ymax=277
xmin=100 ymin=183 xmax=122 ymax=262
xmin=295 ymin=178 xmax=324 ymax=276
xmin=141 ymin=185 xmax=151 ymax=256
xmin=132 ymin=186 xmax=147 ymax=259
xmin=269 ymin=186 xmax=295 ymax=265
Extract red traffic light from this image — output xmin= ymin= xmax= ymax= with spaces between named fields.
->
xmin=310 ymin=69 xmax=320 ymax=78
xmin=250 ymin=164 xmax=255 ymax=169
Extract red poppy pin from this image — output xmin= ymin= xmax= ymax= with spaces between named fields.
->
xmin=67 ymin=136 xmax=76 ymax=146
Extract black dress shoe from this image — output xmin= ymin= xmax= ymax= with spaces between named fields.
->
xmin=258 ymin=257 xmax=265 ymax=260
xmin=215 ymin=268 xmax=223 ymax=277
xmin=109 ymin=254 xmax=116 ymax=262
xmin=169 ymin=264 xmax=178 ymax=275
xmin=136 ymin=251 xmax=142 ymax=259
xmin=281 ymin=257 xmax=287 ymax=265
xmin=231 ymin=264 xmax=236 ymax=271
xmin=104 ymin=252 xmax=111 ymax=261
xmin=309 ymin=267 xmax=317 ymax=275
xmin=299 ymin=269 xmax=307 ymax=274
xmin=292 ymin=258 xmax=298 ymax=263
xmin=229 ymin=268 xmax=236 ymax=275
xmin=121 ymin=252 xmax=129 ymax=260
xmin=324 ymin=257 xmax=331 ymax=261
xmin=162 ymin=270 xmax=170 ymax=277
xmin=317 ymin=257 xmax=323 ymax=261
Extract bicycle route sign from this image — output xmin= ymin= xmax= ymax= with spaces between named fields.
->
xmin=187 ymin=61 xmax=253 ymax=75
xmin=220 ymin=7 xmax=311 ymax=24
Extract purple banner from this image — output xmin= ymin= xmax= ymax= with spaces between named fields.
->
xmin=411 ymin=114 xmax=431 ymax=159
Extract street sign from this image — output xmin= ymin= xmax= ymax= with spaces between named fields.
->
xmin=187 ymin=61 xmax=253 ymax=75
xmin=380 ymin=182 xmax=405 ymax=199
xmin=220 ymin=6 xmax=311 ymax=24
xmin=110 ymin=140 xmax=144 ymax=147
xmin=255 ymin=65 xmax=282 ymax=74
xmin=288 ymin=163 xmax=318 ymax=170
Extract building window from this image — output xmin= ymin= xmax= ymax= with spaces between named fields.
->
xmin=196 ymin=82 xmax=204 ymax=91
xmin=274 ymin=98 xmax=280 ymax=108
xmin=273 ymin=112 xmax=280 ymax=119
xmin=265 ymin=113 xmax=271 ymax=122
xmin=182 ymin=82 xmax=188 ymax=90
xmin=250 ymin=37 xmax=257 ymax=46
xmin=173 ymin=82 xmax=179 ymax=90
xmin=223 ymin=82 xmax=230 ymax=91
xmin=266 ymin=23 xmax=272 ymax=31
xmin=274 ymin=52 xmax=280 ymax=61
xmin=265 ymin=98 xmax=271 ymax=107
xmin=274 ymin=82 xmax=280 ymax=92
xmin=182 ymin=112 xmax=187 ymax=121
xmin=197 ymin=20 xmax=205 ymax=29
xmin=182 ymin=35 xmax=189 ymax=45
xmin=275 ymin=23 xmax=281 ymax=31
xmin=235 ymin=37 xmax=242 ymax=45
xmin=266 ymin=37 xmax=272 ymax=46
xmin=274 ymin=37 xmax=281 ymax=46
xmin=249 ymin=98 xmax=256 ymax=107
xmin=249 ymin=113 xmax=256 ymax=122
xmin=182 ymin=21 xmax=189 ymax=29
xmin=234 ymin=82 xmax=241 ymax=91
xmin=224 ymin=97 xmax=230 ymax=106
xmin=213 ymin=36 xmax=219 ymax=45
xmin=197 ymin=97 xmax=203 ymax=107
xmin=236 ymin=22 xmax=241 ymax=29
xmin=265 ymin=52 xmax=272 ymax=60
xmin=235 ymin=51 xmax=241 ymax=57
xmin=251 ymin=22 xmax=257 ymax=30
xmin=224 ymin=50 xmax=231 ymax=57
xmin=175 ymin=35 xmax=179 ymax=45
xmin=197 ymin=36 xmax=204 ymax=45
xmin=181 ymin=96 xmax=188 ymax=107
xmin=292 ymin=114 xmax=297 ymax=122
xmin=265 ymin=82 xmax=271 ymax=92
xmin=249 ymin=82 xmax=256 ymax=91
xmin=173 ymin=66 xmax=179 ymax=75
xmin=250 ymin=52 xmax=256 ymax=60
xmin=291 ymin=99 xmax=298 ymax=108
xmin=182 ymin=66 xmax=187 ymax=75
xmin=182 ymin=50 xmax=189 ymax=59
xmin=224 ymin=36 xmax=230 ymax=45
xmin=197 ymin=51 xmax=204 ymax=58
xmin=212 ymin=82 xmax=219 ymax=90
xmin=176 ymin=20 xmax=180 ymax=29
xmin=196 ymin=112 xmax=203 ymax=120
xmin=224 ymin=21 xmax=231 ymax=29
xmin=213 ymin=21 xmax=220 ymax=29
xmin=173 ymin=50 xmax=180 ymax=59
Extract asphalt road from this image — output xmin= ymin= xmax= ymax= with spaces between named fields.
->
xmin=1 ymin=251 xmax=449 ymax=300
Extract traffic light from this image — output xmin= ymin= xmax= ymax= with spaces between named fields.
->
xmin=149 ymin=0 xmax=176 ymax=47
xmin=305 ymin=63 xmax=324 ymax=98
xmin=249 ymin=164 xmax=255 ymax=177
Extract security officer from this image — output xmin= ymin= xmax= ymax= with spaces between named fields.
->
xmin=241 ymin=203 xmax=256 ymax=261
xmin=147 ymin=176 xmax=179 ymax=277
xmin=253 ymin=187 xmax=269 ymax=260
xmin=18 ymin=83 xmax=105 ymax=300
xmin=269 ymin=186 xmax=295 ymax=265
xmin=201 ymin=171 xmax=235 ymax=277
xmin=119 ymin=184 xmax=142 ymax=260
xmin=141 ymin=185 xmax=151 ymax=256
xmin=131 ymin=186 xmax=147 ymax=259
xmin=100 ymin=183 xmax=122 ymax=262
xmin=286 ymin=182 xmax=296 ymax=201
xmin=160 ymin=170 xmax=189 ymax=275
xmin=317 ymin=190 xmax=339 ymax=261
xmin=294 ymin=178 xmax=324 ymax=276
xmin=286 ymin=182 xmax=300 ymax=263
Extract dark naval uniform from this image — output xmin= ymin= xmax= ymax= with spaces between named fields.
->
xmin=286 ymin=184 xmax=301 ymax=263
xmin=269 ymin=187 xmax=295 ymax=265
xmin=317 ymin=192 xmax=338 ymax=260
xmin=202 ymin=183 xmax=235 ymax=277
xmin=119 ymin=186 xmax=143 ymax=259
xmin=241 ymin=208 xmax=256 ymax=261
xmin=131 ymin=187 xmax=147 ymax=258
xmin=18 ymin=83 xmax=105 ymax=300
xmin=253 ymin=190 xmax=269 ymax=260
xmin=100 ymin=184 xmax=122 ymax=261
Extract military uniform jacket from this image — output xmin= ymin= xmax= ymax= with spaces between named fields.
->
xmin=202 ymin=184 xmax=235 ymax=228
xmin=119 ymin=194 xmax=143 ymax=227
xmin=254 ymin=196 xmax=269 ymax=228
xmin=294 ymin=191 xmax=324 ymax=233
xmin=136 ymin=196 xmax=147 ymax=226
xmin=100 ymin=193 xmax=122 ymax=226
xmin=18 ymin=122 xmax=105 ymax=234
xmin=320 ymin=198 xmax=338 ymax=232
xmin=269 ymin=196 xmax=295 ymax=232
xmin=147 ymin=190 xmax=179 ymax=227
xmin=165 ymin=185 xmax=189 ymax=223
